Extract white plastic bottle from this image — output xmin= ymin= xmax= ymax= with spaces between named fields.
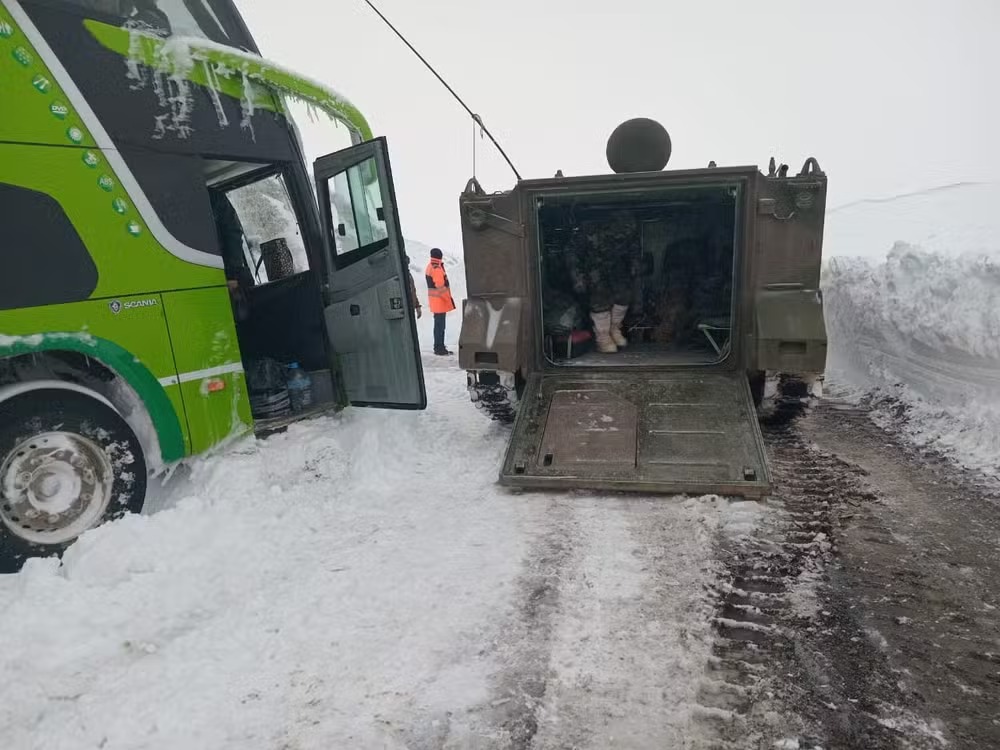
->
xmin=286 ymin=362 xmax=313 ymax=412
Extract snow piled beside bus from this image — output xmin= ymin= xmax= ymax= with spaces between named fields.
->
xmin=823 ymin=181 xmax=1000 ymax=477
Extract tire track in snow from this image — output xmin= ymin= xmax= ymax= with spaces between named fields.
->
xmin=472 ymin=496 xmax=724 ymax=749
xmin=528 ymin=499 xmax=720 ymax=749
xmin=471 ymin=497 xmax=581 ymax=748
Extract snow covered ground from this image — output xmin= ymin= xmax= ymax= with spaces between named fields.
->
xmin=6 ymin=179 xmax=1000 ymax=747
xmin=0 ymin=355 xmax=750 ymax=749
xmin=823 ymin=181 xmax=1000 ymax=477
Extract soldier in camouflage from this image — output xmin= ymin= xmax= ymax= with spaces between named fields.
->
xmin=567 ymin=211 xmax=639 ymax=353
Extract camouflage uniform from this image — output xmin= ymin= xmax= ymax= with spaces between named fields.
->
xmin=567 ymin=212 xmax=639 ymax=313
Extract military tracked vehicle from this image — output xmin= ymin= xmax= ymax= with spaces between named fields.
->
xmin=457 ymin=119 xmax=827 ymax=498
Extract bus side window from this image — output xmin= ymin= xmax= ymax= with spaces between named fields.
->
xmin=0 ymin=184 xmax=98 ymax=310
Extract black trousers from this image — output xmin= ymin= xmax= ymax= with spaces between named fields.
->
xmin=433 ymin=313 xmax=447 ymax=351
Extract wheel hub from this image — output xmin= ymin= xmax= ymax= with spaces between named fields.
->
xmin=1 ymin=431 xmax=113 ymax=545
xmin=27 ymin=462 xmax=82 ymax=514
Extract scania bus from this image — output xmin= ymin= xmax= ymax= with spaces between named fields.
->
xmin=0 ymin=0 xmax=425 ymax=566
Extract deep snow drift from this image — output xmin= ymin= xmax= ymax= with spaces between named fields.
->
xmin=0 ymin=363 xmax=518 ymax=749
xmin=823 ymin=181 xmax=1000 ymax=476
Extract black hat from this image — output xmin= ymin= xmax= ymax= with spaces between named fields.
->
xmin=430 ymin=248 xmax=443 ymax=259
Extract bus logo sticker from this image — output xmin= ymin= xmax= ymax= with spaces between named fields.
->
xmin=83 ymin=152 xmax=100 ymax=168
xmin=98 ymin=175 xmax=114 ymax=192
xmin=109 ymin=298 xmax=158 ymax=315
xmin=32 ymin=75 xmax=50 ymax=93
xmin=66 ymin=127 xmax=84 ymax=144
xmin=50 ymin=102 xmax=69 ymax=120
xmin=112 ymin=197 xmax=128 ymax=214
xmin=12 ymin=46 xmax=31 ymax=66
xmin=0 ymin=21 xmax=14 ymax=38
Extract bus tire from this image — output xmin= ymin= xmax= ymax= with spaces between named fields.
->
xmin=0 ymin=389 xmax=147 ymax=571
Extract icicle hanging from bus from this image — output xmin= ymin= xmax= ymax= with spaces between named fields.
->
xmin=109 ymin=26 xmax=373 ymax=143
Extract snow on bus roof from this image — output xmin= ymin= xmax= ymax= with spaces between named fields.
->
xmin=148 ymin=33 xmax=372 ymax=142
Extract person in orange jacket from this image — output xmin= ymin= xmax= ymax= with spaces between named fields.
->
xmin=424 ymin=248 xmax=456 ymax=355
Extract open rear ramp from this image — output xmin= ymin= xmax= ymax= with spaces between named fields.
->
xmin=501 ymin=372 xmax=770 ymax=497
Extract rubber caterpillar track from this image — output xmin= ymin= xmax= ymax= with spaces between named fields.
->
xmin=470 ymin=381 xmax=518 ymax=424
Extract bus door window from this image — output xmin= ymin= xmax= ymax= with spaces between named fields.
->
xmin=326 ymin=158 xmax=389 ymax=263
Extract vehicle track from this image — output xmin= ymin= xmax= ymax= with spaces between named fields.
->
xmin=801 ymin=400 xmax=1000 ymax=749
xmin=692 ymin=405 xmax=949 ymax=749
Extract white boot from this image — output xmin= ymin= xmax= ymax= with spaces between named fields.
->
xmin=610 ymin=304 xmax=629 ymax=348
xmin=591 ymin=310 xmax=617 ymax=353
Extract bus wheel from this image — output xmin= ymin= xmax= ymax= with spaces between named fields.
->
xmin=0 ymin=389 xmax=147 ymax=570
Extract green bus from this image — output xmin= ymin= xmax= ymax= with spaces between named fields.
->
xmin=0 ymin=0 xmax=426 ymax=567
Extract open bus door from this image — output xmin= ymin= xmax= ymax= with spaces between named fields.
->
xmin=314 ymin=138 xmax=426 ymax=409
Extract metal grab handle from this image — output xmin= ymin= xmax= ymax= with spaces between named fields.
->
xmin=798 ymin=157 xmax=824 ymax=176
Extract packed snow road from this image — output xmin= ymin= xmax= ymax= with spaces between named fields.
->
xmin=6 ymin=355 xmax=998 ymax=748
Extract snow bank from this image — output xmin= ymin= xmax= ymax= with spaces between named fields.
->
xmin=827 ymin=245 xmax=1000 ymax=360
xmin=823 ymin=183 xmax=1000 ymax=475
xmin=0 ymin=366 xmax=519 ymax=748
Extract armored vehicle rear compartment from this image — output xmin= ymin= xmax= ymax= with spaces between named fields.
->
xmin=458 ymin=120 xmax=827 ymax=497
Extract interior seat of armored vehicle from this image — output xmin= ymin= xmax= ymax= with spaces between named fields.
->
xmin=539 ymin=185 xmax=736 ymax=367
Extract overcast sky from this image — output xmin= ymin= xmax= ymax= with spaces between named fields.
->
xmin=237 ymin=0 xmax=1000 ymax=255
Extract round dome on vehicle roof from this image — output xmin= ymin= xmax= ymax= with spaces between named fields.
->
xmin=606 ymin=118 xmax=672 ymax=174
